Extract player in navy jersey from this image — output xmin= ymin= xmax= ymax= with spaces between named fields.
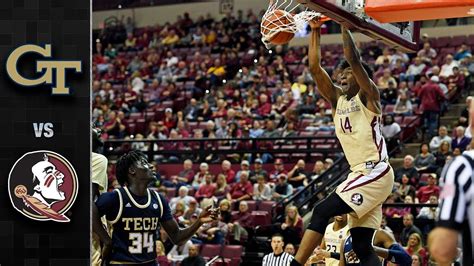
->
xmin=339 ymin=229 xmax=411 ymax=266
xmin=92 ymin=150 xmax=219 ymax=265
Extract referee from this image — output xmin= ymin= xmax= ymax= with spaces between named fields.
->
xmin=428 ymin=100 xmax=474 ymax=265
xmin=263 ymin=234 xmax=294 ymax=266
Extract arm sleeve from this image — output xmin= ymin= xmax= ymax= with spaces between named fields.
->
xmin=387 ymin=244 xmax=412 ymax=266
xmin=158 ymin=193 xmax=174 ymax=222
xmin=91 ymin=153 xmax=108 ymax=192
xmin=438 ymin=155 xmax=472 ymax=229
xmin=95 ymin=191 xmax=119 ymax=221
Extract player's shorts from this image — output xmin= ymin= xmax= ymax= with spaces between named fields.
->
xmin=336 ymin=161 xmax=394 ymax=229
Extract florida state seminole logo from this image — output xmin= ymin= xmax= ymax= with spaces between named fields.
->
xmin=8 ymin=150 xmax=78 ymax=222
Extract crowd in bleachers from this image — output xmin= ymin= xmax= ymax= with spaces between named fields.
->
xmin=94 ymin=9 xmax=473 ymax=266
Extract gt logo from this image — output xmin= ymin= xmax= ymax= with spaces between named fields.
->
xmin=6 ymin=44 xmax=81 ymax=95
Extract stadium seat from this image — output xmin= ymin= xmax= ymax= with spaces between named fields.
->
xmin=221 ymin=245 xmax=243 ymax=266
xmin=129 ymin=113 xmax=142 ymax=120
xmin=165 ymin=187 xmax=176 ymax=199
xmin=258 ymin=201 xmax=275 ymax=213
xmin=201 ymin=244 xmax=222 ymax=261
xmin=251 ymin=211 xmax=271 ymax=226
xmin=384 ymin=104 xmax=395 ymax=113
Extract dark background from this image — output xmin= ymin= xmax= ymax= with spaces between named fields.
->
xmin=0 ymin=0 xmax=90 ymax=265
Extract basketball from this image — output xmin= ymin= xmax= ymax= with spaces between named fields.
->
xmin=261 ymin=9 xmax=295 ymax=45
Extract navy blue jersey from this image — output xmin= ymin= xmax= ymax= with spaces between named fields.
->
xmin=343 ymin=236 xmax=387 ymax=266
xmin=343 ymin=236 xmax=360 ymax=265
xmin=96 ymin=187 xmax=173 ymax=265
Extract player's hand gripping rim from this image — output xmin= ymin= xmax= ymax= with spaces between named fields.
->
xmin=309 ymin=15 xmax=330 ymax=30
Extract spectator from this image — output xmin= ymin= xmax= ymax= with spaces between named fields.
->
xmin=228 ymin=201 xmax=252 ymax=242
xmin=219 ymin=199 xmax=232 ymax=223
xmin=180 ymin=244 xmax=206 ymax=266
xmin=411 ymin=254 xmax=423 ymax=266
xmin=416 ymin=173 xmax=440 ymax=203
xmin=417 ymin=195 xmax=439 ymax=220
xmin=269 ymin=158 xmax=288 ymax=183
xmin=173 ymin=200 xmax=186 ymax=224
xmin=310 ymin=160 xmax=325 ymax=181
xmin=162 ymin=30 xmax=180 ymax=46
xmin=457 ymin=96 xmax=472 ymax=128
xmin=272 ymin=174 xmax=293 ymax=201
xmin=375 ymin=48 xmax=392 ymax=66
xmin=221 ymin=160 xmax=236 ymax=183
xmin=395 ymin=174 xmax=416 ymax=201
xmin=235 ymin=160 xmax=250 ymax=183
xmin=213 ymin=173 xmax=229 ymax=202
xmin=257 ymin=94 xmax=272 ymax=117
xmin=405 ymin=57 xmax=426 ymax=82
xmin=163 ymin=108 xmax=177 ymax=130
xmin=284 ymin=243 xmax=296 ymax=256
xmin=196 ymin=217 xmax=228 ymax=245
xmin=439 ymin=54 xmax=459 ymax=78
xmin=194 ymin=173 xmax=216 ymax=202
xmin=197 ymin=101 xmax=213 ymax=122
xmin=454 ymin=44 xmax=472 ymax=61
xmin=227 ymin=171 xmax=253 ymax=202
xmin=404 ymin=233 xmax=428 ymax=266
xmin=192 ymin=162 xmax=208 ymax=189
xmin=400 ymin=214 xmax=423 ymax=246
xmin=250 ymin=158 xmax=269 ymax=183
xmin=103 ymin=111 xmax=126 ymax=139
xmin=417 ymin=75 xmax=447 ymax=139
xmin=417 ymin=42 xmax=437 ymax=61
xmin=382 ymin=114 xmax=401 ymax=152
xmin=174 ymin=159 xmax=195 ymax=184
xmin=429 ymin=126 xmax=452 ymax=151
xmin=393 ymin=91 xmax=413 ymax=115
xmin=451 ymin=126 xmax=471 ymax=152
xmin=395 ymin=155 xmax=419 ymax=185
xmin=155 ymin=240 xmax=170 ymax=266
xmin=323 ymin=158 xmax=334 ymax=171
xmin=414 ymin=143 xmax=436 ymax=173
xmin=183 ymin=199 xmax=202 ymax=225
xmin=377 ymin=68 xmax=397 ymax=90
xmin=184 ymin=98 xmax=199 ymax=121
xmin=447 ymin=66 xmax=465 ymax=94
xmin=287 ymin=160 xmax=308 ymax=190
xmin=169 ymin=186 xmax=195 ymax=210
xmin=433 ymin=140 xmax=452 ymax=173
xmin=202 ymin=120 xmax=216 ymax=138
xmin=250 ymin=120 xmax=265 ymax=138
xmin=291 ymin=76 xmax=307 ymax=101
xmin=253 ymin=175 xmax=272 ymax=201
xmin=279 ymin=206 xmax=303 ymax=245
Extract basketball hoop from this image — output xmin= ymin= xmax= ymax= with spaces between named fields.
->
xmin=260 ymin=0 xmax=328 ymax=49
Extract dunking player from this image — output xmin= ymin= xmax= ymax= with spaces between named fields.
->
xmin=92 ymin=151 xmax=219 ymax=265
xmin=290 ymin=20 xmax=394 ymax=265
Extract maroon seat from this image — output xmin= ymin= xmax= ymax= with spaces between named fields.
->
xmin=135 ymin=118 xmax=146 ymax=135
xmin=221 ymin=245 xmax=243 ymax=266
xmin=384 ymin=104 xmax=395 ymax=113
xmin=129 ymin=112 xmax=142 ymax=120
xmin=466 ymin=35 xmax=474 ymax=46
xmin=201 ymin=244 xmax=222 ymax=261
xmin=450 ymin=35 xmax=466 ymax=47
xmin=258 ymin=201 xmax=275 ymax=212
xmin=394 ymin=116 xmax=403 ymax=125
xmin=251 ymin=211 xmax=271 ymax=226
xmin=165 ymin=187 xmax=176 ymax=199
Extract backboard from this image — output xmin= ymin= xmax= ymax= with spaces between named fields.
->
xmin=297 ymin=0 xmax=420 ymax=52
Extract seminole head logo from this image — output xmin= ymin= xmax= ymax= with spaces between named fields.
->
xmin=8 ymin=150 xmax=78 ymax=222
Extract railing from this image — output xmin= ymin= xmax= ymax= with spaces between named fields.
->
xmin=93 ymin=0 xmax=212 ymax=11
xmin=272 ymin=115 xmax=422 ymax=222
xmin=103 ymin=135 xmax=342 ymax=163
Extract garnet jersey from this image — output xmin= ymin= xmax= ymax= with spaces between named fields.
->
xmin=334 ymin=93 xmax=388 ymax=172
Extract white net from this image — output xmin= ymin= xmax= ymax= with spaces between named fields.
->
xmin=260 ymin=0 xmax=324 ymax=49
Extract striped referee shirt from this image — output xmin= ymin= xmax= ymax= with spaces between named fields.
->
xmin=262 ymin=251 xmax=294 ymax=266
xmin=438 ymin=150 xmax=474 ymax=264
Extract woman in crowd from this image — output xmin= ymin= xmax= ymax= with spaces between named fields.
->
xmin=213 ymin=173 xmax=230 ymax=202
xmin=414 ymin=143 xmax=436 ymax=173
xmin=155 ymin=240 xmax=170 ymax=266
xmin=404 ymin=233 xmax=428 ymax=266
xmin=279 ymin=205 xmax=303 ymax=245
xmin=253 ymin=175 xmax=272 ymax=201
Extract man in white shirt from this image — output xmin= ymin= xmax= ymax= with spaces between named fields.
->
xmin=429 ymin=126 xmax=452 ymax=151
xmin=440 ymin=54 xmax=459 ymax=78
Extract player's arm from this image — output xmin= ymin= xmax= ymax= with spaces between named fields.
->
xmin=338 ymin=240 xmax=345 ymax=266
xmin=308 ymin=20 xmax=341 ymax=108
xmin=161 ymin=205 xmax=218 ymax=246
xmin=341 ymin=27 xmax=381 ymax=113
xmin=373 ymin=229 xmax=412 ymax=265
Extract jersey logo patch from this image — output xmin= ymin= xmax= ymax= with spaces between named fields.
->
xmin=153 ymin=203 xmax=158 ymax=209
xmin=125 ymin=203 xmax=132 ymax=207
xmin=8 ymin=150 xmax=78 ymax=222
xmin=350 ymin=193 xmax=363 ymax=206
